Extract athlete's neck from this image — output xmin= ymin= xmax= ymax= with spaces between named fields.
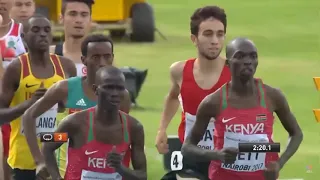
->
xmin=0 ymin=14 xmax=11 ymax=26
xmin=195 ymin=56 xmax=224 ymax=73
xmin=230 ymin=77 xmax=255 ymax=95
xmin=95 ymin=105 xmax=119 ymax=125
xmin=28 ymin=51 xmax=51 ymax=66
xmin=0 ymin=15 xmax=11 ymax=36
xmin=64 ymin=35 xmax=84 ymax=53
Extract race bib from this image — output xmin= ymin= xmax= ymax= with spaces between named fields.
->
xmin=81 ymin=170 xmax=122 ymax=180
xmin=184 ymin=112 xmax=214 ymax=150
xmin=21 ymin=104 xmax=58 ymax=136
xmin=221 ymin=132 xmax=269 ymax=172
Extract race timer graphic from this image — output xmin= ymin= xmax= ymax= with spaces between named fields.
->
xmin=40 ymin=132 xmax=68 ymax=142
xmin=313 ymin=77 xmax=320 ymax=122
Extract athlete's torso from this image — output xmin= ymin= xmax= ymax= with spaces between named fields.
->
xmin=178 ymin=58 xmax=231 ymax=150
xmin=8 ymin=53 xmax=66 ymax=169
xmin=56 ymin=76 xmax=96 ymax=176
xmin=1 ymin=19 xmax=26 ymax=68
xmin=65 ymin=108 xmax=131 ymax=180
xmin=209 ymin=79 xmax=279 ymax=180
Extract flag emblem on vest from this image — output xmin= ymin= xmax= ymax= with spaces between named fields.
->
xmin=256 ymin=114 xmax=267 ymax=122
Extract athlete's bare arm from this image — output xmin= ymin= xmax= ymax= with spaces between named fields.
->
xmin=266 ymin=85 xmax=303 ymax=169
xmin=22 ymin=80 xmax=69 ymax=164
xmin=120 ymin=89 xmax=131 ymax=113
xmin=181 ymin=92 xmax=222 ymax=162
xmin=117 ymin=116 xmax=147 ymax=180
xmin=59 ymin=56 xmax=77 ymax=78
xmin=42 ymin=112 xmax=80 ymax=180
xmin=0 ymin=59 xmax=34 ymax=125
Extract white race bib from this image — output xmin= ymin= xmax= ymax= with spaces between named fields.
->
xmin=184 ymin=112 xmax=215 ymax=150
xmin=21 ymin=104 xmax=58 ymax=136
xmin=221 ymin=132 xmax=269 ymax=172
xmin=76 ymin=63 xmax=87 ymax=76
xmin=81 ymin=170 xmax=122 ymax=180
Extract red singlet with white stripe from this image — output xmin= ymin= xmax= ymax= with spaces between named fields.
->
xmin=178 ymin=58 xmax=231 ymax=150
xmin=209 ymin=79 xmax=279 ymax=180
xmin=64 ymin=108 xmax=131 ymax=180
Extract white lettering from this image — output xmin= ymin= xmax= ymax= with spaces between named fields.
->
xmin=88 ymin=157 xmax=107 ymax=169
xmin=226 ymin=123 xmax=264 ymax=134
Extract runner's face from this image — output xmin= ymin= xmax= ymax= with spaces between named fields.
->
xmin=11 ymin=0 xmax=35 ymax=22
xmin=229 ymin=45 xmax=258 ymax=80
xmin=62 ymin=2 xmax=91 ymax=39
xmin=192 ymin=18 xmax=225 ymax=60
xmin=25 ymin=17 xmax=52 ymax=51
xmin=82 ymin=41 xmax=113 ymax=79
xmin=0 ymin=0 xmax=12 ymax=15
xmin=95 ymin=74 xmax=126 ymax=108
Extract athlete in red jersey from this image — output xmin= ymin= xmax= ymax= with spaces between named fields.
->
xmin=39 ymin=66 xmax=147 ymax=180
xmin=182 ymin=38 xmax=303 ymax=180
xmin=156 ymin=6 xmax=230 ymax=179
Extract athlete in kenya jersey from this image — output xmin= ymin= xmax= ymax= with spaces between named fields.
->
xmin=156 ymin=6 xmax=230 ymax=179
xmin=182 ymin=38 xmax=303 ymax=180
xmin=22 ymin=34 xmax=131 ymax=178
xmin=39 ymin=66 xmax=146 ymax=180
xmin=0 ymin=15 xmax=76 ymax=180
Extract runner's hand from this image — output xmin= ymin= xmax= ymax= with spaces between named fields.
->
xmin=106 ymin=146 xmax=124 ymax=169
xmin=36 ymin=162 xmax=50 ymax=180
xmin=217 ymin=147 xmax=238 ymax=164
xmin=31 ymin=82 xmax=47 ymax=103
xmin=264 ymin=161 xmax=279 ymax=180
xmin=155 ymin=130 xmax=169 ymax=154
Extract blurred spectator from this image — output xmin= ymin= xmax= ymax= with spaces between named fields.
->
xmin=10 ymin=0 xmax=35 ymax=23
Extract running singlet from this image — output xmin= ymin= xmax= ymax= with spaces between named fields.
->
xmin=0 ymin=19 xmax=26 ymax=68
xmin=209 ymin=79 xmax=279 ymax=180
xmin=56 ymin=76 xmax=96 ymax=177
xmin=178 ymin=58 xmax=231 ymax=150
xmin=54 ymin=43 xmax=86 ymax=76
xmin=64 ymin=108 xmax=131 ymax=180
xmin=8 ymin=53 xmax=65 ymax=169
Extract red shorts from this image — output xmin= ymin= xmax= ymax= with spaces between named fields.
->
xmin=1 ymin=124 xmax=10 ymax=157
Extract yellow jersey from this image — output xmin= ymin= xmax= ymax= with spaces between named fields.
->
xmin=8 ymin=53 xmax=66 ymax=169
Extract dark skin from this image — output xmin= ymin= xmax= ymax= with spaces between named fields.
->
xmin=0 ymin=16 xmax=76 ymax=125
xmin=40 ymin=67 xmax=146 ymax=180
xmin=22 ymin=41 xmax=131 ymax=166
xmin=182 ymin=38 xmax=303 ymax=180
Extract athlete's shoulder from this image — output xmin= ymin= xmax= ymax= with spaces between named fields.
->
xmin=169 ymin=60 xmax=190 ymax=80
xmin=51 ymin=79 xmax=69 ymax=93
xmin=120 ymin=111 xmax=143 ymax=131
xmin=55 ymin=55 xmax=77 ymax=77
xmin=263 ymin=83 xmax=286 ymax=101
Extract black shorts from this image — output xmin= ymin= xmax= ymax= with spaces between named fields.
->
xmin=182 ymin=156 xmax=210 ymax=180
xmin=12 ymin=169 xmax=36 ymax=180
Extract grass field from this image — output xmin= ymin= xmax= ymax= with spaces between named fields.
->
xmin=113 ymin=0 xmax=320 ymax=179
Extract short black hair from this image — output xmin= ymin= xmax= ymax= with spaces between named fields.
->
xmin=23 ymin=13 xmax=48 ymax=33
xmin=190 ymin=6 xmax=227 ymax=36
xmin=81 ymin=34 xmax=114 ymax=56
xmin=61 ymin=0 xmax=94 ymax=15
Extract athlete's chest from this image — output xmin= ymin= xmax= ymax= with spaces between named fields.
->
xmin=217 ymin=108 xmax=274 ymax=135
xmin=18 ymin=77 xmax=59 ymax=99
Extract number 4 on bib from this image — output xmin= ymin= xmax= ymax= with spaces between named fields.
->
xmin=170 ymin=151 xmax=183 ymax=171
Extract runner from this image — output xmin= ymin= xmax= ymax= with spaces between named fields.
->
xmin=10 ymin=0 xmax=35 ymax=23
xmin=37 ymin=66 xmax=147 ymax=180
xmin=0 ymin=14 xmax=76 ymax=180
xmin=156 ymin=6 xmax=230 ymax=179
xmin=22 ymin=34 xmax=131 ymax=177
xmin=181 ymin=38 xmax=303 ymax=180
xmin=50 ymin=0 xmax=94 ymax=77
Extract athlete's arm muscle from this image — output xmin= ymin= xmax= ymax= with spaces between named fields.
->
xmin=117 ymin=117 xmax=147 ymax=180
xmin=158 ymin=61 xmax=184 ymax=131
xmin=0 ymin=59 xmax=33 ymax=125
xmin=60 ymin=56 xmax=77 ymax=78
xmin=120 ymin=89 xmax=131 ymax=113
xmin=182 ymin=92 xmax=221 ymax=162
xmin=42 ymin=113 xmax=78 ymax=180
xmin=268 ymin=86 xmax=303 ymax=169
xmin=22 ymin=80 xmax=69 ymax=164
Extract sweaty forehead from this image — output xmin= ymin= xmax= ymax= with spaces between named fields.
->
xmin=65 ymin=2 xmax=90 ymax=13
xmin=199 ymin=17 xmax=224 ymax=33
xmin=87 ymin=42 xmax=112 ymax=54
